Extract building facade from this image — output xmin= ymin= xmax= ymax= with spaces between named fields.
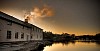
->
xmin=0 ymin=11 xmax=43 ymax=42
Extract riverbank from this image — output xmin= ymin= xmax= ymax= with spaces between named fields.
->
xmin=0 ymin=41 xmax=44 ymax=51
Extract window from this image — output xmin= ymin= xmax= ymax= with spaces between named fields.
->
xmin=15 ymin=32 xmax=18 ymax=39
xmin=7 ymin=22 xmax=12 ymax=26
xmin=31 ymin=35 xmax=33 ymax=39
xmin=40 ymin=29 xmax=41 ymax=32
xmin=36 ymin=28 xmax=38 ymax=32
xmin=7 ymin=31 xmax=11 ymax=39
xmin=33 ymin=27 xmax=34 ymax=31
xmin=34 ymin=27 xmax=36 ymax=31
xmin=35 ymin=27 xmax=37 ymax=32
xmin=21 ymin=33 xmax=24 ymax=39
xmin=37 ymin=29 xmax=39 ymax=32
xmin=39 ymin=29 xmax=40 ymax=32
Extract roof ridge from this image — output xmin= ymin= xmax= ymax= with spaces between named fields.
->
xmin=0 ymin=11 xmax=43 ymax=29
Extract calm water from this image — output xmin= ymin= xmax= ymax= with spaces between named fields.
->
xmin=43 ymin=41 xmax=100 ymax=51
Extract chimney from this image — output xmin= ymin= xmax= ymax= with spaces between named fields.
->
xmin=25 ymin=16 xmax=29 ymax=23
xmin=25 ymin=18 xmax=28 ymax=23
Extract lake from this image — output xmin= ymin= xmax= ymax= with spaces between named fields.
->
xmin=43 ymin=41 xmax=100 ymax=51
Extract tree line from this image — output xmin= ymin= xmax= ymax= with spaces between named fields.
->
xmin=43 ymin=31 xmax=100 ymax=42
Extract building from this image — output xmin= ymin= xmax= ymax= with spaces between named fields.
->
xmin=0 ymin=11 xmax=43 ymax=42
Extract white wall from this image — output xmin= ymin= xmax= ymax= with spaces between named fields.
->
xmin=0 ymin=18 xmax=43 ymax=42
xmin=0 ymin=19 xmax=29 ymax=42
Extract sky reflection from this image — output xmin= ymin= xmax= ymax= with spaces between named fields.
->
xmin=43 ymin=41 xmax=100 ymax=51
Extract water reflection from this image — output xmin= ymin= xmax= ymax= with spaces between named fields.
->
xmin=43 ymin=41 xmax=100 ymax=51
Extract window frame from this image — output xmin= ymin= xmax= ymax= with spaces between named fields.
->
xmin=7 ymin=30 xmax=11 ymax=39
xmin=21 ymin=33 xmax=24 ymax=39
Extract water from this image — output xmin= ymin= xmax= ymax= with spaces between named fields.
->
xmin=0 ymin=41 xmax=100 ymax=51
xmin=43 ymin=41 xmax=100 ymax=51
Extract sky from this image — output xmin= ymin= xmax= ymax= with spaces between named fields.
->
xmin=0 ymin=0 xmax=100 ymax=35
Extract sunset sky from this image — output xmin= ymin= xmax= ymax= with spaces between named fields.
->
xmin=0 ymin=0 xmax=100 ymax=35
